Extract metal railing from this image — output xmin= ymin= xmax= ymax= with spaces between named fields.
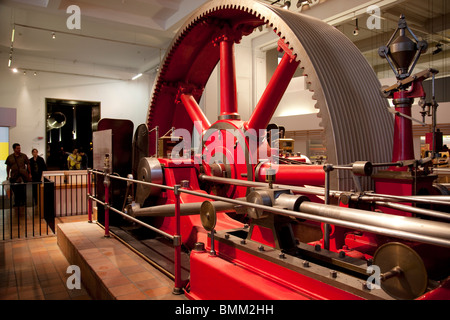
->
xmin=1 ymin=171 xmax=90 ymax=240
xmin=1 ymin=181 xmax=52 ymax=240
xmin=43 ymin=171 xmax=89 ymax=217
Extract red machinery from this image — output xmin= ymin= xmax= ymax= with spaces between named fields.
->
xmin=97 ymin=1 xmax=450 ymax=300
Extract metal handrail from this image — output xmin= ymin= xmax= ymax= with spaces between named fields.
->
xmin=87 ymin=168 xmax=450 ymax=294
xmin=88 ymin=169 xmax=450 ymax=249
xmin=88 ymin=194 xmax=174 ymax=240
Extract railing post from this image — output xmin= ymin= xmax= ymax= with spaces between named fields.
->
xmin=87 ymin=169 xmax=93 ymax=223
xmin=323 ymin=164 xmax=333 ymax=251
xmin=173 ymin=184 xmax=182 ymax=295
xmin=103 ymin=155 xmax=111 ymax=238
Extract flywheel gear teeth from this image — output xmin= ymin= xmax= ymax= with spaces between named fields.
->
xmin=147 ymin=0 xmax=393 ymax=191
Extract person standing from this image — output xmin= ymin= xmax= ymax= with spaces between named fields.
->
xmin=5 ymin=143 xmax=31 ymax=207
xmin=67 ymin=148 xmax=81 ymax=170
xmin=29 ymin=148 xmax=47 ymax=204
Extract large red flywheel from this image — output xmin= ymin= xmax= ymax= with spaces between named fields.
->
xmin=147 ymin=0 xmax=394 ymax=192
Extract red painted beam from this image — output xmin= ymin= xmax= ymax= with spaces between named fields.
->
xmin=246 ymin=41 xmax=300 ymax=132
xmin=257 ymin=162 xmax=325 ymax=186
xmin=179 ymin=93 xmax=211 ymax=134
xmin=391 ymin=90 xmax=415 ymax=168
xmin=219 ymin=38 xmax=239 ymax=118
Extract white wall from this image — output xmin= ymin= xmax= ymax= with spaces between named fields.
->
xmin=0 ymin=62 xmax=153 ymax=159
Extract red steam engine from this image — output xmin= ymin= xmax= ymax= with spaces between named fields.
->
xmin=94 ymin=1 xmax=450 ymax=300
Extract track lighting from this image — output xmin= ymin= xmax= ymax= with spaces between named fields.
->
xmin=132 ymin=73 xmax=143 ymax=80
xmin=353 ymin=19 xmax=359 ymax=36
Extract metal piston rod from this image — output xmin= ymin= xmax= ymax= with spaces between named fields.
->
xmin=179 ymin=188 xmax=450 ymax=248
xmin=199 ymin=173 xmax=450 ymax=207
xmin=128 ymin=198 xmax=245 ymax=217
xmin=196 ymin=174 xmax=450 ymax=248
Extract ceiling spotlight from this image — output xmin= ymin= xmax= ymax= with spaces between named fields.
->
xmin=12 ymin=68 xmax=18 ymax=73
xmin=34 ymin=72 xmax=37 ymax=76
xmin=353 ymin=19 xmax=359 ymax=36
xmin=283 ymin=1 xmax=291 ymax=9
xmin=52 ymin=32 xmax=56 ymax=39
xmin=132 ymin=73 xmax=143 ymax=80
xmin=432 ymin=43 xmax=443 ymax=55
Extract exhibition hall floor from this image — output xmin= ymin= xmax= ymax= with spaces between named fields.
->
xmin=0 ymin=215 xmax=187 ymax=300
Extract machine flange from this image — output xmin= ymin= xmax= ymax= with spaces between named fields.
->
xmin=135 ymin=157 xmax=163 ymax=205
xmin=373 ymin=242 xmax=428 ymax=300
xmin=200 ymin=201 xmax=217 ymax=232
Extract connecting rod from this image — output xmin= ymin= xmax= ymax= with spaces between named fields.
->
xmin=176 ymin=187 xmax=450 ymax=248
xmin=128 ymin=198 xmax=245 ymax=217
xmin=198 ymin=174 xmax=450 ymax=207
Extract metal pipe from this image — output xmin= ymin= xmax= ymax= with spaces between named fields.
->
xmin=100 ymin=175 xmax=450 ymax=247
xmin=87 ymin=171 xmax=450 ymax=247
xmin=363 ymin=193 xmax=450 ymax=207
xmin=375 ymin=201 xmax=450 ymax=222
xmin=200 ymin=174 xmax=450 ymax=208
xmin=130 ymin=199 xmax=244 ymax=217
xmin=298 ymin=201 xmax=450 ymax=243
xmin=106 ymin=202 xmax=174 ymax=240
xmin=178 ymin=188 xmax=450 ymax=248
xmin=198 ymin=173 xmax=323 ymax=196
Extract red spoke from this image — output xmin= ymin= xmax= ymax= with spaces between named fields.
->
xmin=179 ymin=93 xmax=211 ymax=134
xmin=220 ymin=39 xmax=238 ymax=117
xmin=245 ymin=40 xmax=300 ymax=132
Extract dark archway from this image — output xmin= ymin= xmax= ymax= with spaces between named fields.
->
xmin=45 ymin=98 xmax=100 ymax=170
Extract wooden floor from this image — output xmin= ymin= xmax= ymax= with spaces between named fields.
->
xmin=0 ymin=215 xmax=188 ymax=300
xmin=0 ymin=215 xmax=91 ymax=300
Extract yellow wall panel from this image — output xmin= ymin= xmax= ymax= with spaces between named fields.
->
xmin=0 ymin=142 xmax=9 ymax=160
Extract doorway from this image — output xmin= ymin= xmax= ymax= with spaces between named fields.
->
xmin=45 ymin=98 xmax=100 ymax=170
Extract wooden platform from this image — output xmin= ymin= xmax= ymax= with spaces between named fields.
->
xmin=57 ymin=221 xmax=188 ymax=300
